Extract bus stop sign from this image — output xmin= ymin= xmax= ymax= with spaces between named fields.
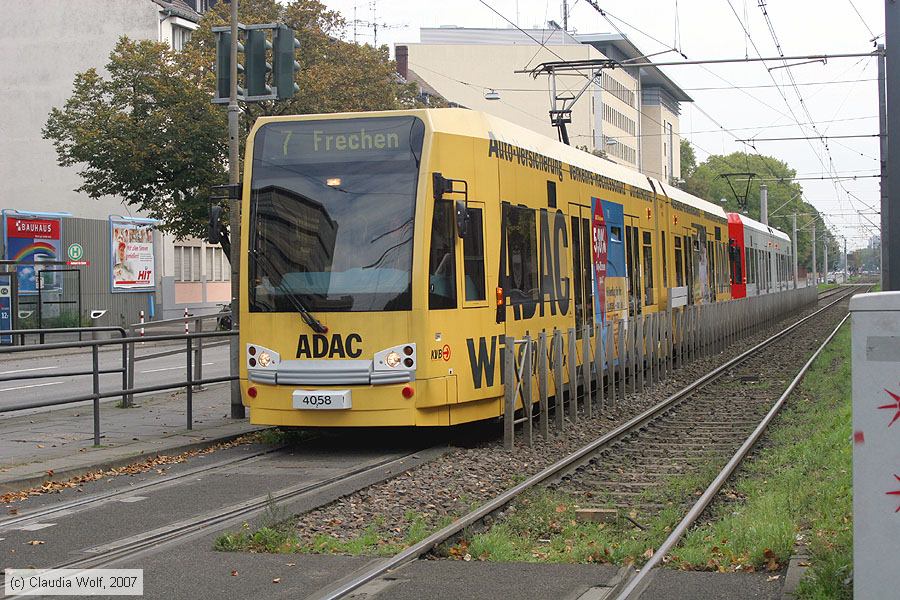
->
xmin=0 ymin=275 xmax=12 ymax=345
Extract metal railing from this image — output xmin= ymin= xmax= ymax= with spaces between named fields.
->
xmin=123 ymin=311 xmax=231 ymax=406
xmin=0 ymin=330 xmax=237 ymax=446
xmin=502 ymin=286 xmax=818 ymax=450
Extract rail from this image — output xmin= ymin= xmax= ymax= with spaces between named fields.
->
xmin=501 ymin=285 xmax=818 ymax=450
xmin=0 ymin=330 xmax=237 ymax=446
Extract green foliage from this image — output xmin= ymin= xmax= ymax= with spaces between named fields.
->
xmin=679 ymin=138 xmax=696 ymax=180
xmin=460 ymin=488 xmax=676 ymax=564
xmin=679 ymin=141 xmax=837 ymax=272
xmin=43 ymin=0 xmax=423 ymax=240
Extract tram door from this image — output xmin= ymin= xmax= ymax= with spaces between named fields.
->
xmin=624 ymin=216 xmax=642 ymax=316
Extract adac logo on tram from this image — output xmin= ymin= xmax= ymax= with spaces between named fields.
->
xmin=296 ymin=333 xmax=363 ymax=359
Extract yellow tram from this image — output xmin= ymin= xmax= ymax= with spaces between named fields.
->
xmin=239 ymin=108 xmax=733 ymax=427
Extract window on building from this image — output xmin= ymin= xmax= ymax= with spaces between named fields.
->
xmin=171 ymin=25 xmax=192 ymax=51
xmin=204 ymin=246 xmax=230 ymax=282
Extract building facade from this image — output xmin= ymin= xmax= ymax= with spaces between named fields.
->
xmin=0 ymin=0 xmax=228 ymax=328
xmin=397 ymin=28 xmax=691 ymax=183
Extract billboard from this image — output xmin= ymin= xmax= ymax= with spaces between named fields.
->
xmin=110 ymin=217 xmax=156 ymax=292
xmin=0 ymin=275 xmax=11 ymax=344
xmin=3 ymin=214 xmax=62 ymax=295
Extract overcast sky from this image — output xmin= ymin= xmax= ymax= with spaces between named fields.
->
xmin=319 ymin=0 xmax=884 ymax=251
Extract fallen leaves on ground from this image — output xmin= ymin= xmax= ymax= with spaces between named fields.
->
xmin=0 ymin=434 xmax=257 ymax=505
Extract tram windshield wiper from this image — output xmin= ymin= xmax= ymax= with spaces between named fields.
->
xmin=251 ymin=250 xmax=328 ymax=334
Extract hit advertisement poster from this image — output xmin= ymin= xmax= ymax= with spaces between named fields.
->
xmin=110 ymin=218 xmax=155 ymax=292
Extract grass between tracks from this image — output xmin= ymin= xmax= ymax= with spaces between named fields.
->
xmin=448 ymin=324 xmax=853 ymax=598
xmin=214 ymin=509 xmax=452 ymax=556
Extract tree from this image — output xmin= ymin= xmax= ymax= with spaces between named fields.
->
xmin=679 ymin=138 xmax=696 ymax=181
xmin=43 ymin=0 xmax=421 ymax=242
xmin=678 ymin=143 xmax=834 ymax=272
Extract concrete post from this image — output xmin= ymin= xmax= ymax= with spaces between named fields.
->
xmin=812 ymin=222 xmax=817 ymax=285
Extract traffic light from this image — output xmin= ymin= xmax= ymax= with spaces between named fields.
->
xmin=245 ymin=29 xmax=273 ymax=98
xmin=213 ymin=27 xmax=245 ymax=103
xmin=273 ymin=25 xmax=300 ymax=100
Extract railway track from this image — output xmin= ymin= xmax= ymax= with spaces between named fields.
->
xmin=306 ymin=285 xmax=866 ymax=600
xmin=0 ymin=445 xmax=282 ymax=535
xmin=0 ymin=441 xmax=442 ymax=597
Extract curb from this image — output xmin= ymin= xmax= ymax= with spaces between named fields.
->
xmin=780 ymin=543 xmax=810 ymax=599
xmin=0 ymin=425 xmax=266 ymax=495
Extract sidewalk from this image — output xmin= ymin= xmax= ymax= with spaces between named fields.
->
xmin=0 ymin=385 xmax=261 ymax=492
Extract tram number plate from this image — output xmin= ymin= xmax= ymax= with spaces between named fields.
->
xmin=292 ymin=390 xmax=351 ymax=410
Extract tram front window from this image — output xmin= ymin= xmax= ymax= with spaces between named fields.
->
xmin=248 ymin=116 xmax=425 ymax=312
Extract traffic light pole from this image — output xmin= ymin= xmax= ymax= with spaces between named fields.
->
xmin=228 ymin=0 xmax=245 ymax=419
xmin=878 ymin=44 xmax=889 ymax=287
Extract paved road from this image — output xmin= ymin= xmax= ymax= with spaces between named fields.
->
xmin=0 ymin=343 xmax=230 ymax=412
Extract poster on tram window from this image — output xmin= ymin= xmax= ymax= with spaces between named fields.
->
xmin=109 ymin=217 xmax=156 ymax=292
xmin=3 ymin=214 xmax=62 ymax=295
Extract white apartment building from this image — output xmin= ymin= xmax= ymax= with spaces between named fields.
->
xmin=0 ymin=0 xmax=228 ymax=324
xmin=397 ymin=27 xmax=691 ymax=183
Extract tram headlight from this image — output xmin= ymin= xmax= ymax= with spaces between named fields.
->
xmin=247 ymin=344 xmax=279 ymax=369
xmin=373 ymin=344 xmax=417 ymax=371
xmin=385 ymin=350 xmax=402 ymax=368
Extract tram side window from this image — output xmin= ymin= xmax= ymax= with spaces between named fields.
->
xmin=582 ymin=217 xmax=593 ymax=328
xmin=747 ymin=248 xmax=759 ymax=283
xmin=572 ymin=216 xmax=584 ymax=332
xmin=643 ymin=230 xmax=654 ymax=306
xmin=625 ymin=225 xmax=642 ymax=315
xmin=707 ymin=240 xmax=716 ymax=295
xmin=504 ymin=205 xmax=539 ymax=306
xmin=463 ymin=208 xmax=486 ymax=301
xmin=729 ymin=242 xmax=743 ymax=284
xmin=674 ymin=236 xmax=684 ymax=287
xmin=428 ymin=201 xmax=457 ymax=309
xmin=571 ymin=215 xmax=594 ymax=337
xmin=661 ymin=232 xmax=668 ymax=288
xmin=720 ymin=243 xmax=728 ymax=292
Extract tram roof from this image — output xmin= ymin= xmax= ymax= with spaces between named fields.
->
xmin=253 ymin=108 xmax=735 ymax=225
xmin=732 ymin=212 xmax=791 ymax=243
xmin=426 ymin=108 xmax=730 ymax=222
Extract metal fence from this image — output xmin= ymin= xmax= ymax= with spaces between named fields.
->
xmin=502 ymin=286 xmax=818 ymax=450
xmin=0 ymin=324 xmax=236 ymax=446
xmin=123 ymin=311 xmax=230 ymax=406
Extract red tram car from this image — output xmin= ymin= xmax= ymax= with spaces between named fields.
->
xmin=727 ymin=213 xmax=794 ymax=299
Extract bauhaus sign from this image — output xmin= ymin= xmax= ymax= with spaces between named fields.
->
xmin=3 ymin=215 xmax=62 ymax=295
